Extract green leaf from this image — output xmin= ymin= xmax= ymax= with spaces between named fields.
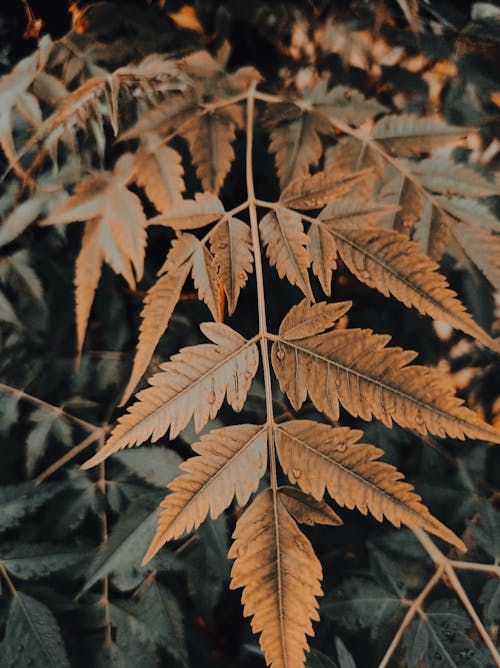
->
xmin=0 ymin=482 xmax=63 ymax=532
xmin=335 ymin=637 xmax=357 ymax=668
xmin=115 ymin=447 xmax=182 ymax=488
xmin=4 ymin=592 xmax=70 ymax=668
xmin=323 ymin=578 xmax=402 ymax=638
xmin=0 ymin=542 xmax=89 ymax=580
xmin=82 ymin=494 xmax=162 ymax=593
xmin=469 ymin=501 xmax=500 ymax=561
xmin=404 ymin=617 xmax=429 ymax=668
xmin=307 ymin=649 xmax=339 ymax=667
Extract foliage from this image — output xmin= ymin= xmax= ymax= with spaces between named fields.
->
xmin=0 ymin=1 xmax=499 ymax=667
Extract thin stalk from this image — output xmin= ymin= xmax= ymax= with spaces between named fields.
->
xmin=0 ymin=561 xmax=18 ymax=598
xmin=245 ymin=83 xmax=277 ymax=491
xmin=413 ymin=527 xmax=500 ymax=667
xmin=0 ymin=382 xmax=98 ymax=432
xmin=97 ymin=436 xmax=112 ymax=647
xmin=379 ymin=566 xmax=444 ymax=668
xmin=35 ymin=428 xmax=106 ymax=485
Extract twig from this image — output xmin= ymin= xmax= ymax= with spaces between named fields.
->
xmin=0 ymin=382 xmax=98 ymax=432
xmin=35 ymin=428 xmax=106 ymax=485
xmin=379 ymin=566 xmax=444 ymax=668
xmin=412 ymin=527 xmax=500 ymax=667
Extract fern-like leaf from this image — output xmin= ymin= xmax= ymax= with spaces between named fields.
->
xmin=372 ymin=115 xmax=468 ymax=156
xmin=74 ymin=221 xmax=103 ymax=358
xmin=229 ymin=489 xmax=323 ymax=668
xmin=149 ymin=192 xmax=225 ymax=229
xmin=134 ymin=139 xmax=184 ymax=212
xmin=281 ymin=171 xmax=366 ymax=210
xmin=308 ymin=223 xmax=337 ymax=296
xmin=409 ymin=157 xmax=500 ymax=198
xmin=271 ymin=300 xmax=500 ymax=442
xmin=120 ymin=234 xmax=199 ymax=404
xmin=182 ymin=105 xmax=243 ymax=194
xmin=265 ymin=103 xmax=332 ymax=186
xmin=192 ymin=243 xmax=222 ymax=321
xmin=319 ymin=225 xmax=498 ymax=350
xmin=143 ymin=424 xmax=268 ymax=561
xmin=83 ymin=323 xmax=259 ymax=468
xmin=210 ymin=217 xmax=254 ymax=315
xmin=260 ymin=207 xmax=313 ymax=300
xmin=275 ymin=420 xmax=464 ymax=549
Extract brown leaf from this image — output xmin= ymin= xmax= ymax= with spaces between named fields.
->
xmin=229 ymin=489 xmax=323 ymax=668
xmin=83 ymin=323 xmax=259 ymax=468
xmin=278 ymin=486 xmax=343 ymax=527
xmin=276 ymin=420 xmax=464 ymax=549
xmin=260 ymin=207 xmax=313 ymax=300
xmin=210 ymin=217 xmax=254 ymax=315
xmin=272 ymin=300 xmax=500 ymax=443
xmin=144 ymin=424 xmax=268 ymax=561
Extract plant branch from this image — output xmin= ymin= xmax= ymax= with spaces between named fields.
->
xmin=245 ymin=83 xmax=277 ymax=491
xmin=379 ymin=565 xmax=444 ymax=668
xmin=34 ymin=428 xmax=107 ymax=485
xmin=413 ymin=527 xmax=500 ymax=667
xmin=0 ymin=382 xmax=99 ymax=432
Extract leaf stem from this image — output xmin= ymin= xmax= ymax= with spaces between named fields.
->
xmin=379 ymin=565 xmax=444 ymax=668
xmin=245 ymin=84 xmax=277 ymax=491
xmin=413 ymin=527 xmax=500 ymax=667
xmin=0 ymin=561 xmax=18 ymax=598
xmin=0 ymin=381 xmax=98 ymax=432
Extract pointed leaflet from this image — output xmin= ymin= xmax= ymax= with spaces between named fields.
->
xmin=192 ymin=243 xmax=222 ymax=321
xmin=319 ymin=225 xmax=498 ymax=350
xmin=309 ymin=80 xmax=388 ymax=126
xmin=372 ymin=115 xmax=468 ymax=157
xmin=210 ymin=217 xmax=254 ymax=315
xmin=308 ymin=223 xmax=337 ymax=296
xmin=134 ymin=140 xmax=184 ymax=212
xmin=182 ymin=104 xmax=243 ymax=194
xmin=143 ymin=424 xmax=268 ymax=562
xmin=4 ymin=592 xmax=70 ymax=668
xmin=120 ymin=92 xmax=200 ymax=141
xmin=452 ymin=222 xmax=500 ymax=291
xmin=277 ymin=487 xmax=343 ymax=527
xmin=148 ymin=192 xmax=224 ymax=229
xmin=260 ymin=207 xmax=313 ymax=300
xmin=414 ymin=201 xmax=451 ymax=260
xmin=75 ymin=221 xmax=103 ymax=358
xmin=265 ymin=102 xmax=332 ymax=186
xmin=408 ymin=157 xmax=500 ymax=198
xmin=229 ymin=489 xmax=323 ymax=668
xmin=83 ymin=323 xmax=259 ymax=468
xmin=281 ymin=170 xmax=366 ymax=210
xmin=275 ymin=420 xmax=464 ymax=550
xmin=43 ymin=153 xmax=147 ymax=289
xmin=319 ymin=198 xmax=396 ymax=229
xmin=120 ymin=234 xmax=199 ymax=405
xmin=272 ymin=300 xmax=500 ymax=443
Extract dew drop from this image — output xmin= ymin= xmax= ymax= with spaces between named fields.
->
xmin=292 ymin=468 xmax=302 ymax=479
xmin=208 ymin=390 xmax=216 ymax=405
xmin=276 ymin=345 xmax=285 ymax=362
xmin=415 ymin=411 xmax=424 ymax=426
xmin=335 ymin=375 xmax=341 ymax=389
xmin=335 ymin=442 xmax=347 ymax=453
xmin=244 ymin=370 xmax=253 ymax=379
xmin=359 ymin=270 xmax=370 ymax=281
xmin=237 ymin=544 xmax=247 ymax=557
